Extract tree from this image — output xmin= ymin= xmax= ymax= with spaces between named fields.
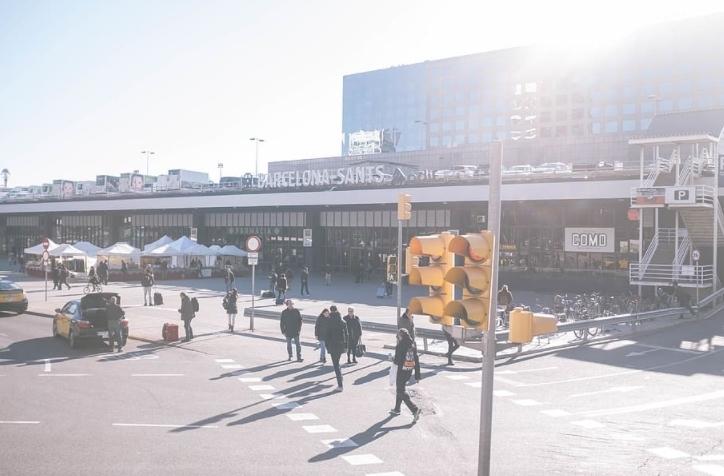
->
xmin=0 ymin=169 xmax=8 ymax=188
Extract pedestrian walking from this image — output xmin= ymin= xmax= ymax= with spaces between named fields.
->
xmin=223 ymin=288 xmax=239 ymax=332
xmin=142 ymin=267 xmax=155 ymax=306
xmin=58 ymin=263 xmax=71 ymax=290
xmin=178 ymin=292 xmax=195 ymax=341
xmin=498 ymin=284 xmax=514 ymax=325
xmin=300 ymin=266 xmax=310 ymax=296
xmin=390 ymin=328 xmax=422 ymax=422
xmin=443 ymin=328 xmax=460 ymax=365
xmin=398 ymin=308 xmax=421 ymax=380
xmin=51 ymin=260 xmax=60 ymax=290
xmin=324 ymin=265 xmax=332 ymax=286
xmin=276 ymin=273 xmax=288 ymax=302
xmin=314 ymin=308 xmax=330 ymax=363
xmin=280 ymin=299 xmax=302 ymax=361
xmin=324 ymin=305 xmax=348 ymax=391
xmin=98 ymin=259 xmax=109 ymax=285
xmin=224 ymin=265 xmax=235 ymax=293
xmin=121 ymin=260 xmax=128 ymax=277
xmin=344 ymin=307 xmax=362 ymax=364
xmin=105 ymin=296 xmax=125 ymax=352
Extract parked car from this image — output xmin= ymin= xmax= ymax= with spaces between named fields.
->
xmin=52 ymin=293 xmax=127 ymax=349
xmin=0 ymin=280 xmax=28 ymax=314
xmin=503 ymin=165 xmax=534 ymax=176
xmin=536 ymin=162 xmax=571 ymax=174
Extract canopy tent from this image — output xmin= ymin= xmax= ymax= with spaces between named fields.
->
xmin=98 ymin=242 xmax=141 ymax=257
xmin=143 ymin=236 xmax=197 ymax=257
xmin=189 ymin=244 xmax=218 ymax=256
xmin=143 ymin=235 xmax=174 ymax=252
xmin=219 ymin=245 xmax=247 ymax=257
xmin=49 ymin=244 xmax=86 ymax=257
xmin=72 ymin=241 xmax=101 ymax=257
xmin=24 ymin=239 xmax=59 ymax=255
xmin=209 ymin=245 xmax=222 ymax=253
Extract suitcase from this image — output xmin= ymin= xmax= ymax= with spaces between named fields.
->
xmin=261 ymin=290 xmax=275 ymax=299
xmin=376 ymin=286 xmax=386 ymax=298
xmin=162 ymin=323 xmax=178 ymax=342
xmin=154 ymin=292 xmax=163 ymax=305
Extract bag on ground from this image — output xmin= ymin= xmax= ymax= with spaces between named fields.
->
xmin=154 ymin=292 xmax=163 ymax=305
xmin=376 ymin=286 xmax=386 ymax=298
xmin=162 ymin=322 xmax=178 ymax=342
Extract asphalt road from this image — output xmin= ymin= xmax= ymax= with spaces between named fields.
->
xmin=1 ymin=295 xmax=724 ymax=475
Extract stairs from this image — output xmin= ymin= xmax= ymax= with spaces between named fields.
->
xmin=678 ymin=208 xmax=724 ymax=248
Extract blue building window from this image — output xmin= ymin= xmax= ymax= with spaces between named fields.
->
xmin=605 ymin=121 xmax=618 ymax=133
xmin=592 ymin=122 xmax=602 ymax=134
xmin=605 ymin=105 xmax=619 ymax=116
xmin=622 ymin=103 xmax=636 ymax=115
xmin=640 ymin=118 xmax=652 ymax=130
xmin=623 ymin=119 xmax=636 ymax=132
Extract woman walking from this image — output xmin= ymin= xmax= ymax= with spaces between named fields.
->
xmin=325 ymin=305 xmax=348 ymax=392
xmin=344 ymin=307 xmax=362 ymax=364
xmin=390 ymin=328 xmax=422 ymax=422
xmin=178 ymin=292 xmax=195 ymax=341
xmin=223 ymin=288 xmax=239 ymax=332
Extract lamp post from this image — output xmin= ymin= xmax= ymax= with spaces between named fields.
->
xmin=140 ymin=150 xmax=155 ymax=177
xmin=217 ymin=162 xmax=224 ymax=182
xmin=249 ymin=137 xmax=265 ymax=177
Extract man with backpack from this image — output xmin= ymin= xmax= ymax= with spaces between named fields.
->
xmin=390 ymin=328 xmax=422 ymax=422
xmin=280 ymin=299 xmax=302 ymax=361
xmin=142 ymin=267 xmax=155 ymax=306
xmin=178 ymin=292 xmax=197 ymax=341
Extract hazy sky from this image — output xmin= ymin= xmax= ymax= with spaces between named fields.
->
xmin=2 ymin=0 xmax=723 ymax=186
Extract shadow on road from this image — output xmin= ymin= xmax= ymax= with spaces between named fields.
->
xmin=0 ymin=336 xmax=111 ymax=366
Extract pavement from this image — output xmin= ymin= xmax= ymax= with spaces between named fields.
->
xmin=2 ymin=282 xmax=724 ymax=475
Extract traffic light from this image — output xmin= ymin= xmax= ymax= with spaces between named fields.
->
xmin=443 ymin=231 xmax=494 ymax=329
xmin=508 ymin=308 xmax=558 ymax=344
xmin=397 ymin=193 xmax=412 ymax=220
xmin=407 ymin=232 xmax=455 ymax=325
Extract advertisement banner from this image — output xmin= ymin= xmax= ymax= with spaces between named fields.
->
xmin=633 ymin=187 xmax=665 ymax=206
xmin=565 ymin=227 xmax=615 ymax=253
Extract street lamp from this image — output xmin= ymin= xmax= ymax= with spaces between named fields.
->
xmin=140 ymin=150 xmax=155 ymax=177
xmin=249 ymin=137 xmax=265 ymax=177
xmin=217 ymin=162 xmax=224 ymax=182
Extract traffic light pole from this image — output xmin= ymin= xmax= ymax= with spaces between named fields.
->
xmin=478 ymin=141 xmax=502 ymax=476
xmin=396 ymin=218 xmax=403 ymax=320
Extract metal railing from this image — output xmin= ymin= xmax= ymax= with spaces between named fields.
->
xmin=679 ymin=158 xmax=692 ymax=185
xmin=674 ymin=235 xmax=692 ymax=266
xmin=638 ymin=233 xmax=659 ymax=279
xmin=630 ymin=263 xmax=713 ymax=286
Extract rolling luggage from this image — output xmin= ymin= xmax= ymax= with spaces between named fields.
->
xmin=376 ymin=286 xmax=386 ymax=298
xmin=154 ymin=292 xmax=163 ymax=305
xmin=261 ymin=290 xmax=275 ymax=299
xmin=162 ymin=323 xmax=178 ymax=342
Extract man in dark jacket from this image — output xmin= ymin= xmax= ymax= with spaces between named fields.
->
xmin=324 ymin=305 xmax=347 ymax=391
xmin=178 ymin=292 xmax=195 ymax=341
xmin=280 ymin=299 xmax=302 ymax=361
xmin=300 ymin=266 xmax=310 ymax=296
xmin=314 ymin=308 xmax=330 ymax=363
xmin=106 ymin=296 xmax=125 ymax=352
xmin=97 ymin=260 xmax=109 ymax=285
xmin=344 ymin=307 xmax=362 ymax=364
xmin=398 ymin=309 xmax=421 ymax=380
xmin=276 ymin=274 xmax=288 ymax=302
xmin=390 ymin=328 xmax=421 ymax=422
xmin=142 ymin=267 xmax=155 ymax=306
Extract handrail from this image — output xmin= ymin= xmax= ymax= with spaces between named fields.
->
xmin=679 ymin=158 xmax=692 ymax=185
xmin=638 ymin=232 xmax=659 ymax=279
xmin=630 ymin=263 xmax=713 ymax=285
xmin=674 ymin=235 xmax=691 ymax=266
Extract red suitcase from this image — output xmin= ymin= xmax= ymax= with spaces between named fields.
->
xmin=162 ymin=323 xmax=179 ymax=342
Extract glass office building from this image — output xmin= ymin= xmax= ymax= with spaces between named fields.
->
xmin=341 ymin=14 xmax=724 ymax=157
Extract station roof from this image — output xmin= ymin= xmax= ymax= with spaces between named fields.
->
xmin=630 ymin=108 xmax=724 ymax=145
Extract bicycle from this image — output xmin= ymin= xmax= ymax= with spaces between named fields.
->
xmin=572 ymin=307 xmax=600 ymax=340
xmin=83 ymin=282 xmax=103 ymax=294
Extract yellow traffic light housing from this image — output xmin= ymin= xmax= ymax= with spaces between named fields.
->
xmin=508 ymin=308 xmax=558 ymax=344
xmin=397 ymin=193 xmax=412 ymax=220
xmin=443 ymin=231 xmax=495 ymax=329
xmin=407 ymin=232 xmax=455 ymax=325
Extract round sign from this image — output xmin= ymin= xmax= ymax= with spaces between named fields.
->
xmin=42 ymin=238 xmax=50 ymax=250
xmin=692 ymin=249 xmax=701 ymax=262
xmin=245 ymin=235 xmax=262 ymax=252
xmin=42 ymin=250 xmax=50 ymax=261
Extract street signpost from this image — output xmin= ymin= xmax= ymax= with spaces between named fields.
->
xmin=42 ymin=239 xmax=50 ymax=302
xmin=245 ymin=236 xmax=262 ymax=331
xmin=693 ymin=249 xmax=701 ymax=307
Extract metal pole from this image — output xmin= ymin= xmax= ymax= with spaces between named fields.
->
xmin=251 ymin=264 xmax=256 ymax=331
xmin=254 ymin=141 xmax=259 ymax=177
xmin=478 ymin=141 xmax=502 ymax=476
xmin=44 ymin=263 xmax=48 ymax=302
xmin=396 ymin=218 xmax=403 ymax=320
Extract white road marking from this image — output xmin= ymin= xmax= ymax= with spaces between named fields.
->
xmin=592 ymin=339 xmax=637 ymax=350
xmin=670 ymin=419 xmax=724 ymax=429
xmin=215 ymin=359 xmax=235 ymax=363
xmin=220 ymin=364 xmax=243 ymax=369
xmin=493 ymin=390 xmax=516 ymax=397
xmin=496 ymin=366 xmax=558 ymax=375
xmin=647 ymin=447 xmax=690 ymax=459
xmin=321 ymin=438 xmax=358 ymax=449
xmin=444 ymin=375 xmax=469 ymax=381
xmin=625 ymin=349 xmax=661 ymax=357
xmin=465 ymin=382 xmax=482 ymax=388
xmin=366 ymin=473 xmax=405 ymax=476
xmin=131 ymin=374 xmax=184 ymax=377
xmin=0 ymin=420 xmax=40 ymax=424
xmin=259 ymin=393 xmax=284 ymax=400
xmin=571 ymin=419 xmax=605 ymax=429
xmin=238 ymin=377 xmax=261 ymax=382
xmin=697 ymin=456 xmax=724 ymax=462
xmin=286 ymin=413 xmax=319 ymax=421
xmin=568 ymin=386 xmax=643 ymax=399
xmin=541 ymin=409 xmax=571 ymax=418
xmin=692 ymin=464 xmax=724 ymax=476
xmin=636 ymin=343 xmax=701 ymax=354
xmin=249 ymin=384 xmax=275 ymax=391
xmin=342 ymin=454 xmax=383 ymax=466
xmin=302 ymin=424 xmax=337 ymax=434
xmin=112 ymin=423 xmax=217 ymax=429
xmin=511 ymin=399 xmax=543 ymax=407
xmin=493 ymin=376 xmax=525 ymax=387
xmin=272 ymin=402 xmax=300 ymax=410
xmin=38 ymin=373 xmax=89 ymax=377
xmin=583 ymin=390 xmax=724 ymax=418
xmin=43 ymin=359 xmax=51 ymax=372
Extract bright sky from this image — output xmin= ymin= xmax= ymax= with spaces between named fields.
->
xmin=1 ymin=0 xmax=723 ymax=186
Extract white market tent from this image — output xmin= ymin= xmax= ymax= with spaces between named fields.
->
xmin=143 ymin=235 xmax=174 ymax=252
xmin=49 ymin=244 xmax=86 ymax=257
xmin=97 ymin=242 xmax=141 ymax=268
xmin=209 ymin=245 xmax=222 ymax=253
xmin=24 ymin=239 xmax=59 ymax=255
xmin=73 ymin=241 xmax=101 ymax=257
xmin=219 ymin=245 xmax=247 ymax=257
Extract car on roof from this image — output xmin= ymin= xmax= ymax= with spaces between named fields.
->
xmin=52 ymin=293 xmax=128 ymax=349
xmin=503 ymin=164 xmax=534 ymax=176
xmin=0 ymin=280 xmax=28 ymax=314
xmin=535 ymin=162 xmax=572 ymax=174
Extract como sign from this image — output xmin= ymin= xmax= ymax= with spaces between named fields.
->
xmin=564 ymin=227 xmax=615 ymax=253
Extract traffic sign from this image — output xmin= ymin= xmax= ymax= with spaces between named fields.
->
xmin=42 ymin=250 xmax=50 ymax=261
xmin=42 ymin=238 xmax=50 ymax=250
xmin=246 ymin=235 xmax=262 ymax=252
xmin=247 ymin=252 xmax=259 ymax=266
xmin=692 ymin=249 xmax=701 ymax=262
